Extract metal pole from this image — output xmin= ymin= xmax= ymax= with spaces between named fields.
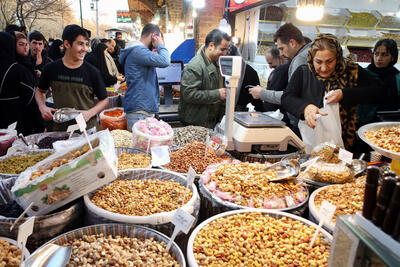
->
xmin=166 ymin=5 xmax=168 ymax=33
xmin=79 ymin=0 xmax=83 ymax=27
xmin=96 ymin=0 xmax=99 ymax=37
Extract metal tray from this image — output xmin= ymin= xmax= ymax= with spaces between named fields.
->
xmin=35 ymin=224 xmax=185 ymax=267
xmin=357 ymin=122 xmax=400 ymax=161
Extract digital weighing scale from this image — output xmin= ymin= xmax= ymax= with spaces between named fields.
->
xmin=217 ymin=56 xmax=304 ymax=153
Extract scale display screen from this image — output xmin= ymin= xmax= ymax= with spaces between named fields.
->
xmin=156 ymin=61 xmax=184 ymax=85
xmin=220 ymin=58 xmax=233 ymax=76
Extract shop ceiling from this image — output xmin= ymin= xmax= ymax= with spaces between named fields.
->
xmin=127 ymin=0 xmax=183 ymax=25
xmin=281 ymin=0 xmax=400 ymax=13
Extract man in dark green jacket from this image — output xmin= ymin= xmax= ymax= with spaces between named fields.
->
xmin=179 ymin=29 xmax=230 ymax=128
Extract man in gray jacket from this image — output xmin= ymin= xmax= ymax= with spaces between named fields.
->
xmin=249 ymin=23 xmax=311 ymax=105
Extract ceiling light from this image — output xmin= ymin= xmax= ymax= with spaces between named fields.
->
xmin=234 ymin=0 xmax=245 ymax=4
xmin=192 ymin=0 xmax=205 ymax=9
xmin=296 ymin=0 xmax=324 ymax=22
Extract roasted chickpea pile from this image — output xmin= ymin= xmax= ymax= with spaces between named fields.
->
xmin=193 ymin=213 xmax=330 ymax=267
xmin=91 ymin=179 xmax=192 ymax=216
xmin=0 ymin=238 xmax=22 ymax=267
xmin=65 ymin=233 xmax=179 ymax=266
xmin=204 ymin=163 xmax=307 ymax=209
xmin=164 ymin=142 xmax=230 ymax=174
xmin=118 ymin=153 xmax=151 ymax=170
xmin=314 ymin=183 xmax=365 ymax=222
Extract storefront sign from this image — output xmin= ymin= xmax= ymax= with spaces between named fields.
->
xmin=117 ymin=10 xmax=132 ymax=23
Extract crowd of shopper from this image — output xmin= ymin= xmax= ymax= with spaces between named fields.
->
xmin=0 ymin=21 xmax=398 ymax=155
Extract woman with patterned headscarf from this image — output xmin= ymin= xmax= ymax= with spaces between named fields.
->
xmin=282 ymin=34 xmax=382 ymax=149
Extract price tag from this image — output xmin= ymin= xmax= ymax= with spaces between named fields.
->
xmin=75 ymin=113 xmax=87 ymax=132
xmin=319 ymin=200 xmax=336 ymax=223
xmin=7 ymin=122 xmax=17 ymax=130
xmin=75 ymin=114 xmax=93 ymax=150
xmin=151 ymin=146 xmax=170 ymax=166
xmin=338 ymin=148 xmax=353 ymax=165
xmin=182 ymin=166 xmax=196 ymax=205
xmin=17 ymin=216 xmax=35 ymax=262
xmin=67 ymin=124 xmax=80 ymax=138
xmin=187 ymin=166 xmax=196 ymax=188
xmin=310 ymin=201 xmax=336 ymax=247
xmin=166 ymin=208 xmax=195 ymax=250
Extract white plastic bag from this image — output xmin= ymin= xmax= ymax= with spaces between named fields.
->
xmin=299 ymin=91 xmax=344 ymax=153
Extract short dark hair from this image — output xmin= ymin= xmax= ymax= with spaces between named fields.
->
xmin=141 ymin=24 xmax=161 ymax=38
xmin=29 ymin=30 xmax=45 ymax=42
xmin=62 ymin=24 xmax=89 ymax=46
xmin=116 ymin=31 xmax=122 ymax=36
xmin=304 ymin=36 xmax=312 ymax=44
xmin=5 ymin=24 xmax=20 ymax=33
xmin=266 ymin=47 xmax=280 ymax=59
xmin=19 ymin=25 xmax=26 ymax=31
xmin=100 ymin=38 xmax=110 ymax=43
xmin=205 ymin=29 xmax=231 ymax=48
xmin=274 ymin=23 xmax=304 ymax=44
xmin=374 ymin=38 xmax=399 ymax=67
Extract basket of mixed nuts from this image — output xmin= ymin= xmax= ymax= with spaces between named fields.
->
xmin=35 ymin=224 xmax=185 ymax=266
xmin=198 ymin=162 xmax=308 ymax=219
xmin=83 ymin=168 xmax=200 ymax=236
xmin=187 ymin=209 xmax=332 ymax=267
xmin=309 ymin=181 xmax=366 ymax=233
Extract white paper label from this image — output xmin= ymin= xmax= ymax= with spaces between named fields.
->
xmin=187 ymin=166 xmax=196 ymax=188
xmin=75 ymin=113 xmax=87 ymax=132
xmin=67 ymin=124 xmax=80 ymax=138
xmin=7 ymin=122 xmax=17 ymax=130
xmin=339 ymin=148 xmax=353 ymax=165
xmin=17 ymin=217 xmax=35 ymax=249
xmin=171 ymin=208 xmax=195 ymax=234
xmin=319 ymin=200 xmax=336 ymax=223
xmin=151 ymin=146 xmax=170 ymax=166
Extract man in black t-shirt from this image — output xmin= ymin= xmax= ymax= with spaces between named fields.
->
xmin=35 ymin=24 xmax=109 ymax=131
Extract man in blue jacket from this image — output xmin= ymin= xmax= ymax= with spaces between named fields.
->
xmin=119 ymin=24 xmax=170 ymax=130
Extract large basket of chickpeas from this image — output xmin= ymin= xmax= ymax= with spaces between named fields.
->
xmin=83 ymin=168 xmax=200 ymax=236
xmin=35 ymin=224 xmax=185 ymax=266
xmin=187 ymin=209 xmax=332 ymax=267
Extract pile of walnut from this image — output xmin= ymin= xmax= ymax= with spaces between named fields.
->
xmin=0 ymin=238 xmax=22 ymax=267
xmin=65 ymin=233 xmax=179 ymax=266
xmin=91 ymin=179 xmax=192 ymax=216
xmin=193 ymin=213 xmax=330 ymax=267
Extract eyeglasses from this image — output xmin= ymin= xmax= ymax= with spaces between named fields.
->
xmin=17 ymin=42 xmax=28 ymax=47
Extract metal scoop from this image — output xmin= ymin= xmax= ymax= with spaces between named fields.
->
xmin=264 ymin=159 xmax=300 ymax=182
xmin=18 ymin=134 xmax=39 ymax=149
xmin=53 ymin=108 xmax=79 ymax=123
xmin=23 ymin=243 xmax=72 ymax=267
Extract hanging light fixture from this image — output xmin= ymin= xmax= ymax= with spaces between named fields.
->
xmin=296 ymin=0 xmax=325 ymax=21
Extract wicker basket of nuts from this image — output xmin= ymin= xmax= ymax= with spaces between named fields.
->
xmin=187 ymin=210 xmax=332 ymax=267
xmin=198 ymin=162 xmax=308 ymax=219
xmin=309 ymin=183 xmax=365 ymax=232
xmin=84 ymin=168 xmax=200 ymax=237
xmin=0 ymin=237 xmax=30 ymax=266
xmin=35 ymin=224 xmax=185 ymax=266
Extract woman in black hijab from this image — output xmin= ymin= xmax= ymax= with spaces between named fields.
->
xmin=0 ymin=32 xmax=44 ymax=135
xmin=357 ymin=39 xmax=400 ymax=126
xmin=85 ymin=42 xmax=117 ymax=87
xmin=47 ymin=39 xmax=64 ymax=61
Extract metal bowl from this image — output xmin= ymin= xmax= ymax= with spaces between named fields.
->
xmin=35 ymin=224 xmax=185 ymax=267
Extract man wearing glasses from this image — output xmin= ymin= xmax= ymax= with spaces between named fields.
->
xmin=179 ymin=29 xmax=230 ymax=128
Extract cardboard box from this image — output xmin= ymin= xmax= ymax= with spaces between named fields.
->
xmin=12 ymin=130 xmax=118 ymax=216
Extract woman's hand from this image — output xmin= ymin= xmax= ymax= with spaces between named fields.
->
xmin=117 ymin=74 xmax=125 ymax=82
xmin=325 ymin=89 xmax=343 ymax=104
xmin=304 ymin=104 xmax=327 ymax=128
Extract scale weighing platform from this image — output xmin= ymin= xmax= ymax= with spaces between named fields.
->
xmin=220 ymin=111 xmax=304 ymax=152
xmin=217 ymin=55 xmax=304 ymax=153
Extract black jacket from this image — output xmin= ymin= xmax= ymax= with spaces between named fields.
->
xmin=282 ymin=64 xmax=382 ymax=120
xmin=85 ymin=43 xmax=118 ymax=87
xmin=0 ymin=32 xmax=44 ymax=135
xmin=236 ymin=64 xmax=265 ymax=112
